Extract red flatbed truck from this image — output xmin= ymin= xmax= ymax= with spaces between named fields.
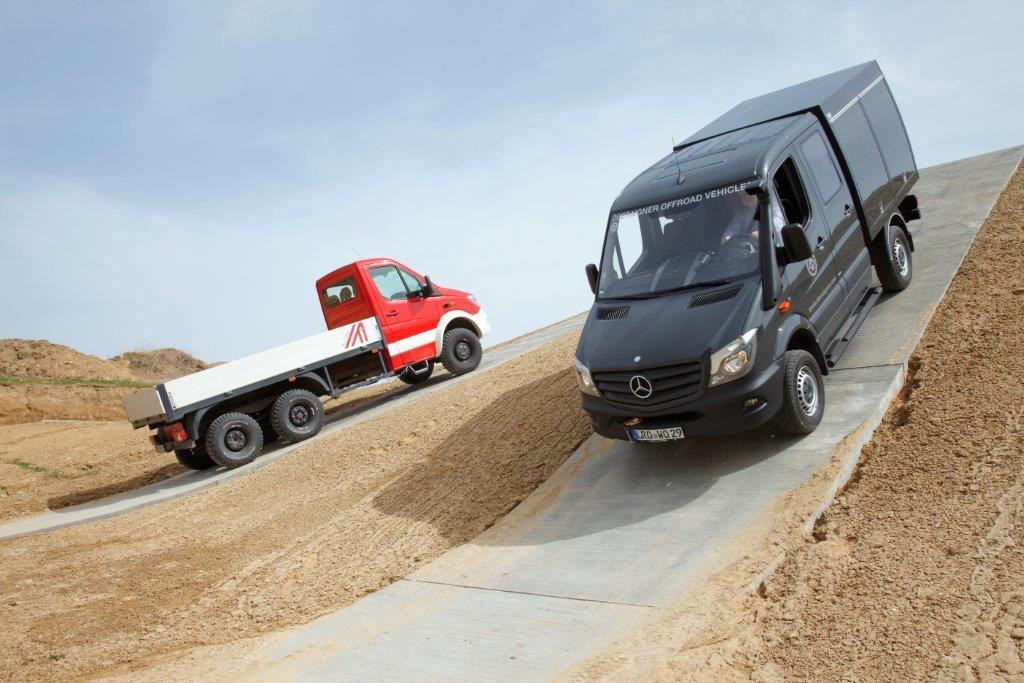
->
xmin=122 ymin=258 xmax=489 ymax=470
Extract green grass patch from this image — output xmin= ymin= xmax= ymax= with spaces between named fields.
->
xmin=6 ymin=457 xmax=69 ymax=479
xmin=0 ymin=374 xmax=151 ymax=388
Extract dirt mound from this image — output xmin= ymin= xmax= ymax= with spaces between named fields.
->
xmin=0 ymin=332 xmax=588 ymax=681
xmin=112 ymin=348 xmax=209 ymax=383
xmin=0 ymin=339 xmax=133 ymax=382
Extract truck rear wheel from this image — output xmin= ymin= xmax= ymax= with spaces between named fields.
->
xmin=205 ymin=412 xmax=264 ymax=468
xmin=174 ymin=443 xmax=215 ymax=470
xmin=440 ymin=328 xmax=482 ymax=376
xmin=270 ymin=388 xmax=324 ymax=443
xmin=874 ymin=225 xmax=913 ymax=292
xmin=399 ymin=361 xmax=434 ymax=385
xmin=776 ymin=350 xmax=825 ymax=435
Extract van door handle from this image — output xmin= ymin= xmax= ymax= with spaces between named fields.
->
xmin=816 ymin=236 xmax=826 ymax=251
xmin=385 ymin=310 xmax=399 ymax=318
xmin=843 ymin=204 xmax=852 ymax=216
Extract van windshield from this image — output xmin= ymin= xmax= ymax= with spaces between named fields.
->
xmin=598 ymin=189 xmax=763 ymax=300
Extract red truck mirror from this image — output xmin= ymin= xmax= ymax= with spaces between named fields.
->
xmin=422 ymin=275 xmax=437 ymax=297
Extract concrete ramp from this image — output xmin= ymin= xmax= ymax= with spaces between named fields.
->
xmin=200 ymin=147 xmax=1024 ymax=680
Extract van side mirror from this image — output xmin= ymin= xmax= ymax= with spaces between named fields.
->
xmin=780 ymin=225 xmax=812 ymax=263
xmin=585 ymin=264 xmax=599 ymax=294
xmin=422 ymin=275 xmax=437 ymax=297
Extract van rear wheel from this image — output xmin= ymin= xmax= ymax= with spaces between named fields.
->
xmin=776 ymin=350 xmax=825 ymax=435
xmin=205 ymin=412 xmax=264 ymax=468
xmin=440 ymin=328 xmax=482 ymax=375
xmin=875 ymin=225 xmax=913 ymax=292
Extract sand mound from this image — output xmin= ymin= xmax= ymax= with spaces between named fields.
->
xmin=0 ymin=339 xmax=133 ymax=381
xmin=112 ymin=348 xmax=209 ymax=383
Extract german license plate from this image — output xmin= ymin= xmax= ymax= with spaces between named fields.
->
xmin=628 ymin=426 xmax=685 ymax=442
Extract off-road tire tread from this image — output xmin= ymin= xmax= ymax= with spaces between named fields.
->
xmin=270 ymin=389 xmax=324 ymax=444
xmin=399 ymin=361 xmax=435 ymax=385
xmin=440 ymin=328 xmax=482 ymax=376
xmin=174 ymin=442 xmax=215 ymax=470
xmin=776 ymin=349 xmax=824 ymax=435
xmin=204 ymin=411 xmax=263 ymax=469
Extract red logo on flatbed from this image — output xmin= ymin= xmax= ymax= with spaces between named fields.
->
xmin=345 ymin=321 xmax=369 ymax=349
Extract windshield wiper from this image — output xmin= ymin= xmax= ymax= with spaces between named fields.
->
xmin=601 ymin=279 xmax=736 ymax=302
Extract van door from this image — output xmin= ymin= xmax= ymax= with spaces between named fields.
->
xmin=797 ymin=127 xmax=872 ymax=309
xmin=771 ymin=154 xmax=846 ymax=346
xmin=367 ymin=264 xmax=438 ymax=368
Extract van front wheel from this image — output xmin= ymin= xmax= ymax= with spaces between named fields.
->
xmin=776 ymin=350 xmax=825 ymax=435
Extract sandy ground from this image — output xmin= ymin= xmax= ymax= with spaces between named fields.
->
xmin=0 ymin=362 xmax=406 ymax=524
xmin=570 ymin=158 xmax=1024 ymax=680
xmin=0 ymin=333 xmax=588 ymax=680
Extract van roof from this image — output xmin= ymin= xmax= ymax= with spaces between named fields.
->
xmin=610 ymin=113 xmax=813 ymax=213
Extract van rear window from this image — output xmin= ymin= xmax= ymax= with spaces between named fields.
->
xmin=323 ymin=277 xmax=358 ymax=308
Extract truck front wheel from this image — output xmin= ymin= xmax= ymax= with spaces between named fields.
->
xmin=874 ymin=225 xmax=913 ymax=292
xmin=776 ymin=350 xmax=825 ymax=435
xmin=205 ymin=412 xmax=264 ymax=468
xmin=270 ymin=388 xmax=324 ymax=443
xmin=174 ymin=443 xmax=215 ymax=470
xmin=440 ymin=328 xmax=482 ymax=376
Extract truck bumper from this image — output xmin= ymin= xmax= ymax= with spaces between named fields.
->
xmin=581 ymin=359 xmax=784 ymax=440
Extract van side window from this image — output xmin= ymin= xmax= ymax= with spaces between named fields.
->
xmin=800 ymin=132 xmax=842 ymax=201
xmin=369 ymin=266 xmax=411 ymax=301
xmin=772 ymin=158 xmax=811 ymax=228
xmin=397 ymin=267 xmax=424 ymax=293
xmin=323 ymin=277 xmax=358 ymax=308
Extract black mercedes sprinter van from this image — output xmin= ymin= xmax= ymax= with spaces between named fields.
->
xmin=575 ymin=61 xmax=920 ymax=441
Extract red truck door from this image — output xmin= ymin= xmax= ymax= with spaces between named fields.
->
xmin=364 ymin=263 xmax=439 ymax=368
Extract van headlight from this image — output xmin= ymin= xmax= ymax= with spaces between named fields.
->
xmin=574 ymin=358 xmax=600 ymax=396
xmin=709 ymin=329 xmax=757 ymax=387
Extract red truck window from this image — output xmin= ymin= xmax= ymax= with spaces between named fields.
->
xmin=369 ymin=266 xmax=417 ymax=301
xmin=323 ymin=277 xmax=358 ymax=308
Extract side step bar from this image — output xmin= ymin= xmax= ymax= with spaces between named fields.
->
xmin=826 ymin=286 xmax=882 ymax=368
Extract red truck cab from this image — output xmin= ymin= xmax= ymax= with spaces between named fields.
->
xmin=316 ymin=258 xmax=489 ymax=383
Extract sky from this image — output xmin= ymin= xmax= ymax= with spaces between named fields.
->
xmin=2 ymin=0 xmax=1022 ymax=362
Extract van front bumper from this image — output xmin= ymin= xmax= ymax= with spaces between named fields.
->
xmin=581 ymin=359 xmax=784 ymax=440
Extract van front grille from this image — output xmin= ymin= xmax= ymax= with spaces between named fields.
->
xmin=592 ymin=360 xmax=704 ymax=407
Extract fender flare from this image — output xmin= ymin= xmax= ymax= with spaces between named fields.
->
xmin=773 ymin=314 xmax=829 ymax=375
xmin=433 ymin=310 xmax=483 ymax=357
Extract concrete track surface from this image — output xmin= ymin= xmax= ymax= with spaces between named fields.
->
xmin=180 ymin=146 xmax=1019 ymax=680
xmin=0 ymin=315 xmax=585 ymax=540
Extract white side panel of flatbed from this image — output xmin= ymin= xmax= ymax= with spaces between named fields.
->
xmin=162 ymin=317 xmax=381 ymax=412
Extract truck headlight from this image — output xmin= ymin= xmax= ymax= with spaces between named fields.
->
xmin=467 ymin=294 xmax=478 ymax=303
xmin=709 ymin=329 xmax=757 ymax=387
xmin=574 ymin=358 xmax=600 ymax=396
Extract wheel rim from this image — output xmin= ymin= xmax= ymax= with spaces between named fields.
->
xmin=290 ymin=404 xmax=311 ymax=427
xmin=796 ymin=366 xmax=819 ymax=417
xmin=454 ymin=340 xmax=472 ymax=361
xmin=225 ymin=427 xmax=247 ymax=452
xmin=893 ymin=237 xmax=909 ymax=277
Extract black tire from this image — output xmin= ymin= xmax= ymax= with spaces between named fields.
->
xmin=399 ymin=361 xmax=434 ymax=385
xmin=776 ymin=350 xmax=825 ymax=435
xmin=174 ymin=442 xmax=215 ymax=470
xmin=204 ymin=412 xmax=264 ymax=469
xmin=270 ymin=388 xmax=324 ymax=444
xmin=440 ymin=328 xmax=482 ymax=376
xmin=874 ymin=224 xmax=913 ymax=292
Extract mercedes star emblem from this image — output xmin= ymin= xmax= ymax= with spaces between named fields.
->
xmin=629 ymin=375 xmax=653 ymax=399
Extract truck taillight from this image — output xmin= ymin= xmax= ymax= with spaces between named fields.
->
xmin=162 ymin=422 xmax=188 ymax=443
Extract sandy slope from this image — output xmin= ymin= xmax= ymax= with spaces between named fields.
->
xmin=0 ymin=333 xmax=587 ymax=680
xmin=572 ymin=159 xmax=1024 ymax=680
